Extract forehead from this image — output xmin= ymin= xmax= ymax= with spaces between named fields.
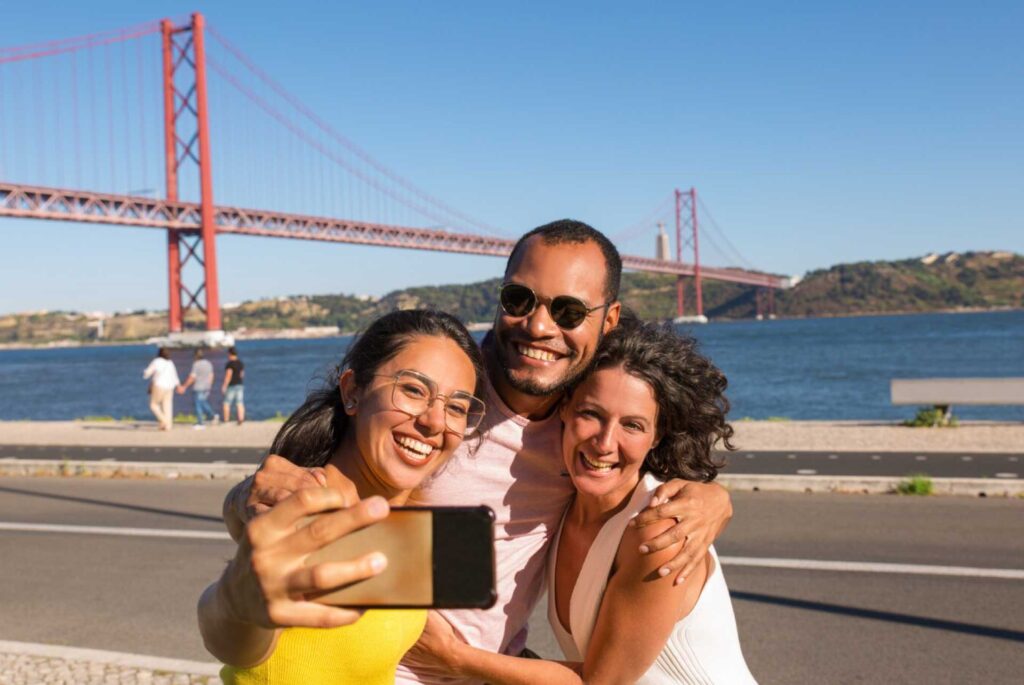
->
xmin=377 ymin=335 xmax=476 ymax=394
xmin=506 ymin=238 xmax=608 ymax=302
xmin=575 ymin=366 xmax=657 ymax=417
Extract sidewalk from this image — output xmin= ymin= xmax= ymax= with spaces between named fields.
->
xmin=1 ymin=418 xmax=1021 ymax=452
xmin=0 ymin=641 xmax=219 ymax=685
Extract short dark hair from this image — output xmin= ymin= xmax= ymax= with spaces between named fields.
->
xmin=270 ymin=309 xmax=486 ymax=468
xmin=157 ymin=347 xmax=170 ymax=359
xmin=505 ymin=219 xmax=622 ymax=302
xmin=227 ymin=347 xmax=238 ymax=357
xmin=194 ymin=349 xmax=204 ymax=359
xmin=585 ymin=312 xmax=735 ymax=482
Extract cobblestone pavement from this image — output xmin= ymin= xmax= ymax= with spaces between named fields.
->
xmin=0 ymin=651 xmax=219 ymax=685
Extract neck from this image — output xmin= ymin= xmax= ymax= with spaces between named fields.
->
xmin=485 ymin=345 xmax=561 ymax=421
xmin=330 ymin=432 xmax=410 ymax=506
xmin=569 ymin=474 xmax=641 ymax=527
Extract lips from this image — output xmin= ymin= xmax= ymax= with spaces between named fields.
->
xmin=393 ymin=433 xmax=437 ymax=467
xmin=579 ymin=450 xmax=617 ymax=474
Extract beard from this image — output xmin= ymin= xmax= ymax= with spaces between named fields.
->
xmin=489 ymin=326 xmax=603 ymax=398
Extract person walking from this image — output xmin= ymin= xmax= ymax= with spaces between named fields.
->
xmin=222 ymin=346 xmax=246 ymax=425
xmin=178 ymin=349 xmax=217 ymax=429
xmin=143 ymin=348 xmax=180 ymax=431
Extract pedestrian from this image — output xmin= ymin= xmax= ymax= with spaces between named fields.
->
xmin=143 ymin=347 xmax=180 ymax=431
xmin=222 ymin=346 xmax=245 ymax=425
xmin=178 ymin=349 xmax=217 ymax=429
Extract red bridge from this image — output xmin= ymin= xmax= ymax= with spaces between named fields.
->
xmin=0 ymin=14 xmax=788 ymax=337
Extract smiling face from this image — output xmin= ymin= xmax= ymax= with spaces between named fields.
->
xmin=342 ymin=334 xmax=478 ymax=498
xmin=491 ymin=237 xmax=620 ymax=416
xmin=560 ymin=365 xmax=660 ymax=505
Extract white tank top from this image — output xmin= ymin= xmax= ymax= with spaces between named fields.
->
xmin=547 ymin=473 xmax=757 ymax=684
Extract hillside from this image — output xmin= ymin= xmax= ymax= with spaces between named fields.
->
xmin=1 ymin=251 xmax=1020 ymax=345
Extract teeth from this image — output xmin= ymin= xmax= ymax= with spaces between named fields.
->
xmin=517 ymin=344 xmax=558 ymax=362
xmin=396 ymin=435 xmax=433 ymax=457
xmin=581 ymin=452 xmax=615 ymax=472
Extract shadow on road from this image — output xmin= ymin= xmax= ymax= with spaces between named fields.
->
xmin=0 ymin=484 xmax=223 ymax=524
xmin=732 ymin=591 xmax=1024 ymax=643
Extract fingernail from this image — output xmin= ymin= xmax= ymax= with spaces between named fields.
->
xmin=675 ymin=575 xmax=686 ymax=586
xmin=639 ymin=544 xmax=650 ymax=554
xmin=313 ymin=470 xmax=327 ymax=487
xmin=650 ymin=497 xmax=661 ymax=506
xmin=366 ymin=497 xmax=389 ymax=517
xmin=658 ymin=567 xmax=670 ymax=577
xmin=369 ymin=553 xmax=388 ymax=573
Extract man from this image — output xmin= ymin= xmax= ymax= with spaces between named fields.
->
xmin=178 ymin=349 xmax=217 ymax=429
xmin=222 ymin=347 xmax=246 ymax=425
xmin=216 ymin=220 xmax=732 ymax=683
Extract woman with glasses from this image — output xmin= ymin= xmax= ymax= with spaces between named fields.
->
xmin=198 ymin=309 xmax=487 ymax=685
xmin=413 ymin=315 xmax=757 ymax=684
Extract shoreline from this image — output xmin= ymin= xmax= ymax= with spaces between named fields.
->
xmin=1 ymin=307 xmax=1020 ymax=351
xmin=1 ymin=419 xmax=1020 ymax=452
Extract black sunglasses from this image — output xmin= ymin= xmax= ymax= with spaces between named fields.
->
xmin=498 ymin=283 xmax=610 ymax=330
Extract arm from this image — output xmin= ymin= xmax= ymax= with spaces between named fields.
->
xmin=198 ymin=488 xmax=389 ymax=667
xmin=222 ymin=368 xmax=233 ymax=393
xmin=179 ymin=373 xmax=196 ymax=393
xmin=631 ymin=479 xmax=732 ymax=583
xmin=223 ymin=455 xmax=329 ymax=541
xmin=142 ymin=360 xmax=157 ymax=380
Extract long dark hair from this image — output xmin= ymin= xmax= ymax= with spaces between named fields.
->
xmin=269 ymin=310 xmax=485 ymax=468
xmin=586 ymin=313 xmax=735 ymax=482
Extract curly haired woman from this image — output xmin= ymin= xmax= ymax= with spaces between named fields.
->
xmin=414 ymin=314 xmax=756 ymax=684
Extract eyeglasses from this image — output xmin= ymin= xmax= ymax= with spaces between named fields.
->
xmin=373 ymin=370 xmax=486 ymax=437
xmin=498 ymin=283 xmax=610 ymax=330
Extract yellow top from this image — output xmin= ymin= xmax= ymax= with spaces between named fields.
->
xmin=221 ymin=609 xmax=426 ymax=685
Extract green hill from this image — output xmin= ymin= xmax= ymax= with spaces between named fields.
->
xmin=2 ymin=251 xmax=1020 ymax=344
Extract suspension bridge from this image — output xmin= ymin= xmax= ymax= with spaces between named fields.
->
xmin=0 ymin=13 xmax=789 ymax=342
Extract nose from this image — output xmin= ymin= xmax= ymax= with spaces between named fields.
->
xmin=524 ymin=301 xmax=558 ymax=338
xmin=593 ymin=422 xmax=617 ymax=454
xmin=416 ymin=396 xmax=448 ymax=434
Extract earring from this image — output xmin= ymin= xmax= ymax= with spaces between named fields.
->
xmin=345 ymin=400 xmax=356 ymax=409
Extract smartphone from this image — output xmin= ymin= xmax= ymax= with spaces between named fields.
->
xmin=303 ymin=505 xmax=496 ymax=609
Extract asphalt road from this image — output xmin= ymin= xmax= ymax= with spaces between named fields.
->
xmin=1 ymin=477 xmax=1021 ymax=683
xmin=3 ymin=444 xmax=1021 ymax=479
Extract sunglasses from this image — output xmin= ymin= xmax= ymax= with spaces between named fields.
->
xmin=498 ymin=283 xmax=610 ymax=330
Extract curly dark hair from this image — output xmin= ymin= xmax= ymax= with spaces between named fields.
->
xmin=588 ymin=313 xmax=735 ymax=482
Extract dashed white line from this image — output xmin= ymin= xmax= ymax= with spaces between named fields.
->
xmin=915 ymin=455 xmax=927 ymax=461
xmin=796 ymin=469 xmax=817 ymax=475
xmin=871 ymin=455 xmax=881 ymax=460
xmin=787 ymin=454 xmax=796 ymax=460
xmin=828 ymin=454 xmax=838 ymax=460
xmin=995 ymin=473 xmax=1019 ymax=479
xmin=962 ymin=456 xmax=973 ymax=461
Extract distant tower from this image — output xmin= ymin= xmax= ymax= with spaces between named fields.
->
xmin=656 ymin=222 xmax=670 ymax=261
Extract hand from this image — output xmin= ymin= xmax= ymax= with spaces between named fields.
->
xmin=176 ymin=386 xmax=185 ymax=395
xmin=234 ymin=455 xmax=331 ymax=525
xmin=406 ymin=611 xmax=466 ymax=675
xmin=220 ymin=488 xmax=390 ymax=629
xmin=630 ymin=480 xmax=732 ymax=584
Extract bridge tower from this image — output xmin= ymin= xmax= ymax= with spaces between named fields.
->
xmin=161 ymin=13 xmax=223 ymax=336
xmin=674 ymin=188 xmax=703 ymax=320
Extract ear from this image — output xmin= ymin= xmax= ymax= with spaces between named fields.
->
xmin=338 ymin=369 xmax=359 ymax=416
xmin=602 ymin=301 xmax=621 ymax=334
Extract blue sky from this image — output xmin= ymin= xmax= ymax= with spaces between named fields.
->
xmin=1 ymin=1 xmax=1021 ymax=314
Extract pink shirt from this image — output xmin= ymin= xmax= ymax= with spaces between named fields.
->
xmin=397 ymin=376 xmax=573 ymax=685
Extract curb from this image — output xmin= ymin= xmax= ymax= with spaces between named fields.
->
xmin=1 ymin=459 xmax=1021 ymax=496
xmin=0 ymin=639 xmax=220 ymax=676
xmin=717 ymin=473 xmax=1024 ymax=497
xmin=0 ymin=458 xmax=252 ymax=480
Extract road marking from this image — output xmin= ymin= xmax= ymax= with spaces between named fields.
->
xmin=787 ymin=454 xmax=796 ymax=460
xmin=1010 ymin=457 xmax=1019 ymax=462
xmin=995 ymin=473 xmax=1018 ymax=479
xmin=871 ymin=455 xmax=881 ymax=460
xmin=746 ymin=454 xmax=755 ymax=459
xmin=100 ymin=458 xmax=115 ymax=462
xmin=721 ymin=557 xmax=1024 ymax=579
xmin=915 ymin=455 xmax=927 ymax=461
xmin=828 ymin=454 xmax=838 ymax=460
xmin=3 ymin=522 xmax=1019 ymax=580
xmin=0 ymin=522 xmax=230 ymax=540
xmin=212 ymin=460 xmax=228 ymax=464
xmin=962 ymin=456 xmax=973 ymax=461
xmin=796 ymin=469 xmax=817 ymax=475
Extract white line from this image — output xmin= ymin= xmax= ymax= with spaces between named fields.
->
xmin=995 ymin=473 xmax=1019 ymax=479
xmin=0 ymin=522 xmax=231 ymax=540
xmin=796 ymin=469 xmax=817 ymax=475
xmin=0 ymin=640 xmax=220 ymax=676
xmin=720 ymin=556 xmax=1024 ymax=579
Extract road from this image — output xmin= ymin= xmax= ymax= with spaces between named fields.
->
xmin=2 ymin=444 xmax=1021 ymax=479
xmin=1 ymin=477 xmax=1021 ymax=683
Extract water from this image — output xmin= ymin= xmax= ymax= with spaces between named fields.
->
xmin=0 ymin=311 xmax=1021 ymax=422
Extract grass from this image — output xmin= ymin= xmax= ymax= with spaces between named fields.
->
xmin=902 ymin=406 xmax=959 ymax=428
xmin=896 ymin=473 xmax=933 ymax=495
xmin=76 ymin=415 xmax=117 ymax=422
xmin=765 ymin=416 xmax=791 ymax=422
xmin=172 ymin=413 xmax=198 ymax=425
xmin=266 ymin=411 xmax=290 ymax=423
